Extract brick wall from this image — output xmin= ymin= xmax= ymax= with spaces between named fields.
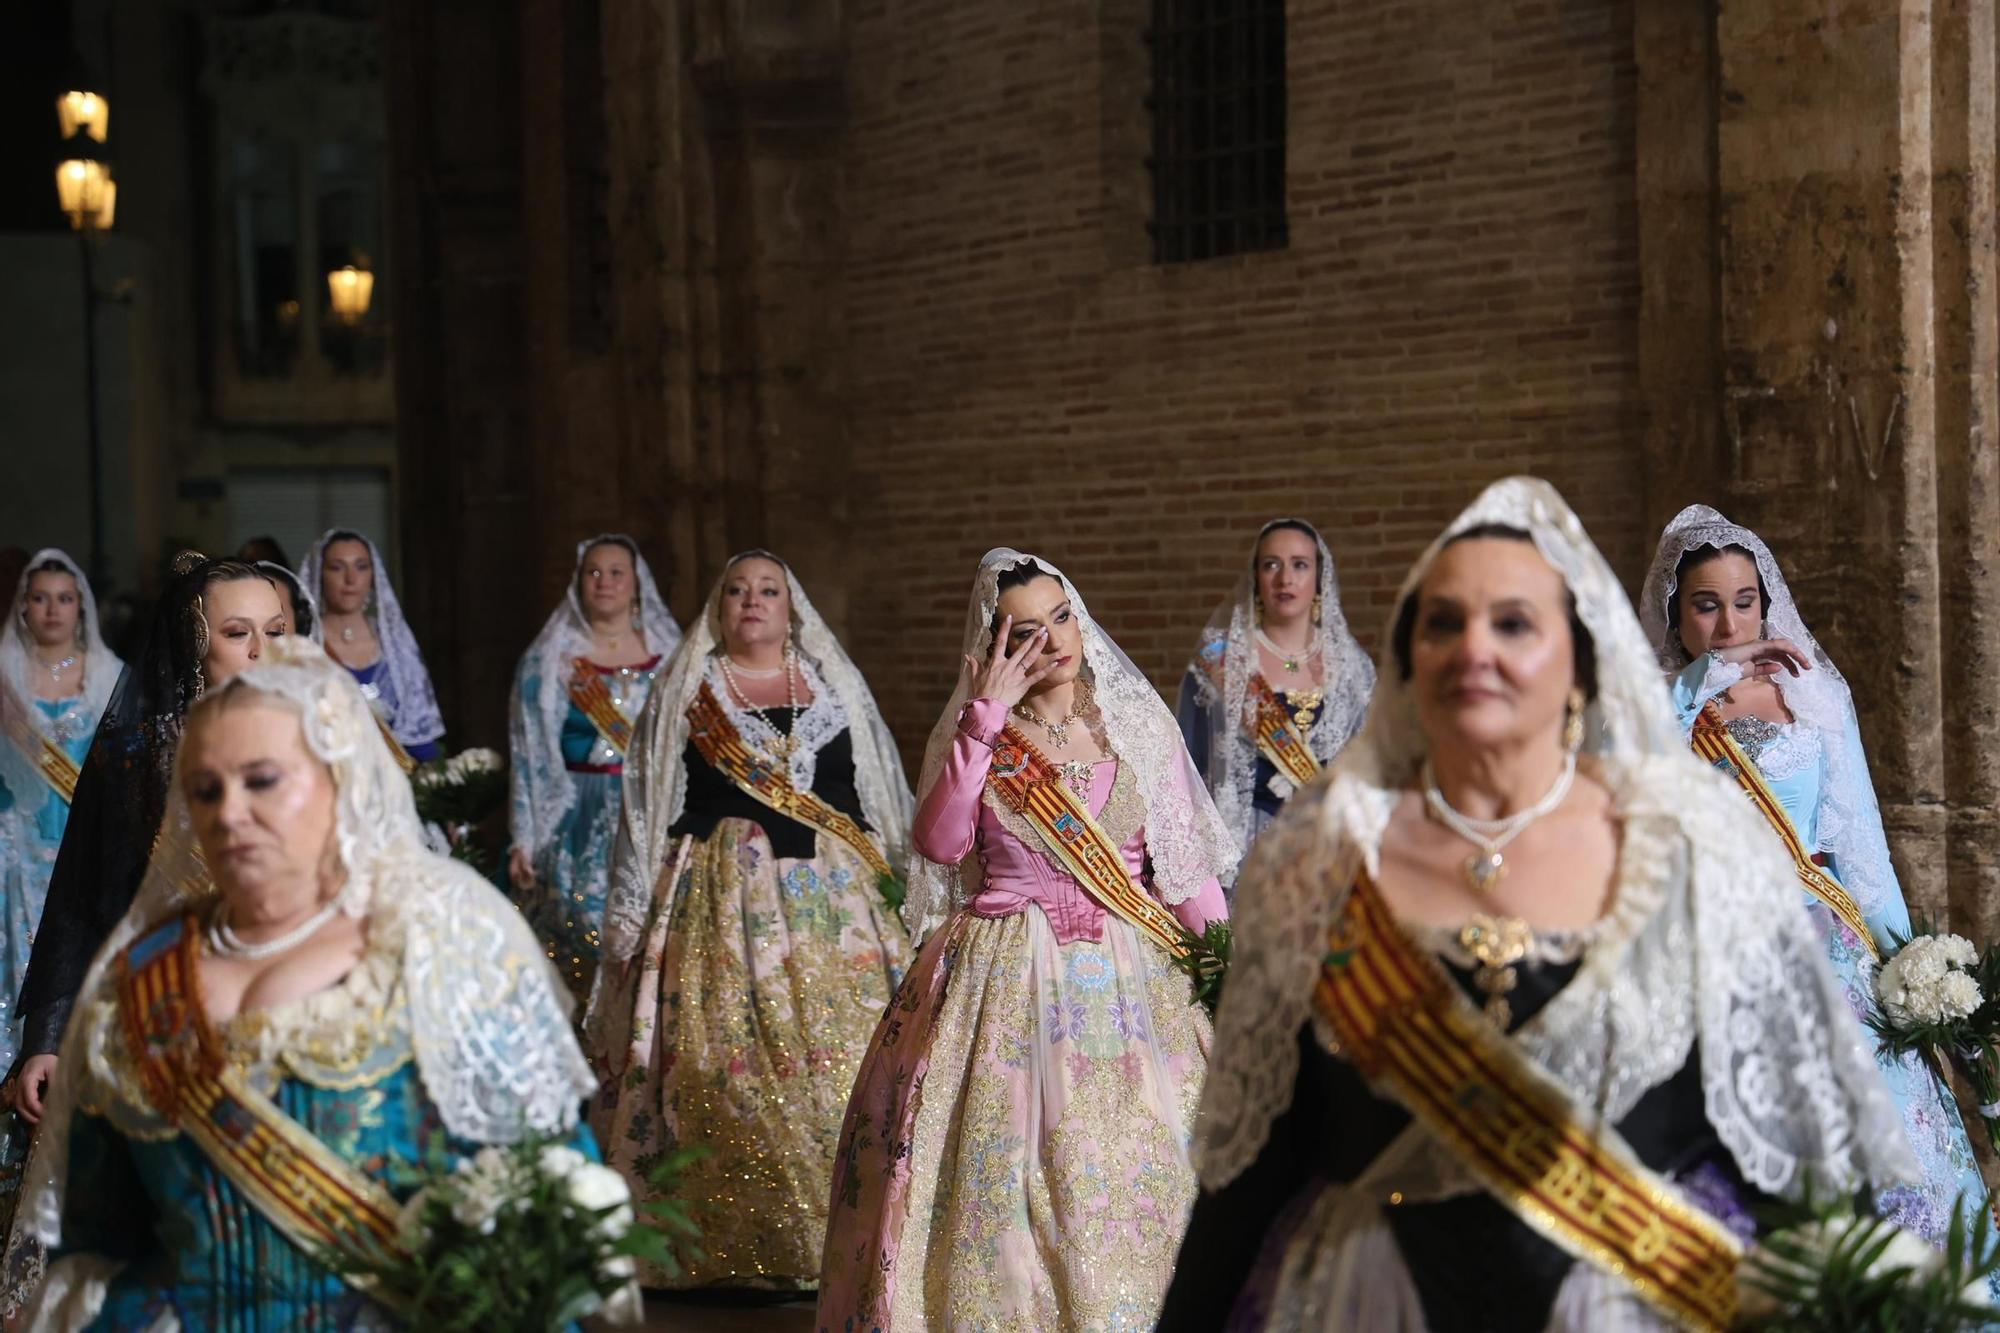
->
xmin=836 ymin=0 xmax=1645 ymax=764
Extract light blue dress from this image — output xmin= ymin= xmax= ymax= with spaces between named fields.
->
xmin=510 ymin=655 xmax=662 ymax=990
xmin=0 ymin=695 xmax=102 ymax=1071
xmin=1672 ymin=659 xmax=1990 ymax=1245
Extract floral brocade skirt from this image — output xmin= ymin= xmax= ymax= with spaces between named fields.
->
xmin=816 ymin=904 xmax=1210 ymax=1332
xmin=586 ymin=818 xmax=910 ymax=1290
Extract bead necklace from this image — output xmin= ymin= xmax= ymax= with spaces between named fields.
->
xmin=1420 ymin=753 xmax=1576 ymax=896
xmin=38 ymin=653 xmax=78 ymax=681
xmin=719 ymin=646 xmax=799 ymax=759
xmin=1253 ymin=627 xmax=1318 ymax=675
xmin=207 ymin=896 xmax=344 ymax=961
xmin=1012 ymin=679 xmax=1094 ymax=748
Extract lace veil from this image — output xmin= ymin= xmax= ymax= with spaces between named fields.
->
xmin=1195 ymin=477 xmax=1914 ymax=1206
xmin=906 ymin=548 xmax=1240 ymax=941
xmin=1183 ymin=519 xmax=1374 ymax=850
xmin=21 ymin=641 xmax=594 ymax=1249
xmin=508 ymin=535 xmax=682 ymax=859
xmin=1638 ymin=505 xmax=1905 ymax=925
xmin=298 ymin=530 xmax=445 ymax=748
xmin=603 ymin=551 xmax=911 ymax=962
xmin=0 ymin=549 xmax=122 ymax=805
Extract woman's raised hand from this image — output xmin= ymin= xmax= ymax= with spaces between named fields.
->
xmin=964 ymin=615 xmax=1060 ymax=710
xmin=1716 ymin=638 xmax=1813 ymax=679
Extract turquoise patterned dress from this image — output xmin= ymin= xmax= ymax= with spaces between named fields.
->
xmin=510 ymin=656 xmax=662 ymax=991
xmin=0 ymin=696 xmax=102 ymax=1070
xmin=49 ymin=916 xmax=600 ymax=1331
xmin=1671 ymin=659 xmax=1989 ymax=1245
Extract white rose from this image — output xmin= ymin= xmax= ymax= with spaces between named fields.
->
xmin=567 ymin=1162 xmax=632 ymax=1213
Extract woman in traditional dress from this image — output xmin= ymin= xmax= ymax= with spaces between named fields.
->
xmin=508 ymin=535 xmax=682 ymax=996
xmin=1159 ymin=478 xmax=1917 ymax=1331
xmin=1639 ymin=504 xmax=1987 ymax=1250
xmin=16 ymin=643 xmax=602 ymax=1328
xmin=0 ymin=553 xmax=121 ymax=1072
xmin=1179 ymin=518 xmax=1373 ymax=861
xmin=11 ymin=555 xmax=296 ymax=1127
xmin=818 ymin=549 xmax=1237 ymax=1332
xmin=299 ymin=529 xmax=444 ymax=763
xmin=588 ymin=550 xmax=910 ymax=1290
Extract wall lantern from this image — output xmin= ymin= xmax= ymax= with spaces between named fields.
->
xmin=326 ymin=264 xmax=374 ymax=326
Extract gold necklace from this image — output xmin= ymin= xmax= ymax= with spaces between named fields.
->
xmin=1460 ymin=913 xmax=1533 ymax=1029
xmin=1012 ymin=680 xmax=1093 ymax=748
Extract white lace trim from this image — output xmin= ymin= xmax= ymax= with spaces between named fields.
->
xmin=1727 ymin=714 xmax=1823 ymax=784
xmin=706 ymin=655 xmax=847 ymax=793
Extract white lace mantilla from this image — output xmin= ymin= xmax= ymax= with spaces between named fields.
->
xmin=1195 ymin=478 xmax=1916 ymax=1212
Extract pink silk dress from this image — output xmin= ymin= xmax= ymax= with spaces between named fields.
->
xmin=817 ymin=698 xmax=1224 ymax=1331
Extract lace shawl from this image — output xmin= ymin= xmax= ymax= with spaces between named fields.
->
xmin=905 ymin=548 xmax=1240 ymax=941
xmin=21 ymin=642 xmax=594 ymax=1249
xmin=299 ymin=530 xmax=445 ymax=748
xmin=0 ymin=549 xmax=121 ymax=806
xmin=1195 ymin=477 xmax=1915 ymax=1207
xmin=1639 ymin=505 xmax=1905 ymax=928
xmin=1183 ymin=518 xmax=1374 ymax=851
xmin=603 ymin=551 xmax=912 ymax=963
xmin=507 ymin=535 xmax=683 ymax=858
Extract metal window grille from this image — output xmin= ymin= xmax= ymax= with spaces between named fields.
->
xmin=1146 ymin=0 xmax=1288 ymax=264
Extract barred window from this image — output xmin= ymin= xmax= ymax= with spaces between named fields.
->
xmin=1146 ymin=0 xmax=1287 ymax=264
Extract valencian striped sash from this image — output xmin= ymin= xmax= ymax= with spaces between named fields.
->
xmin=984 ymin=726 xmax=1191 ymax=962
xmin=1250 ymin=674 xmax=1321 ymax=791
xmin=35 ymin=738 xmax=80 ymax=804
xmin=1198 ymin=642 xmax=1321 ymax=792
xmin=1315 ymin=876 xmax=1743 ymax=1332
xmin=1690 ymin=702 xmax=1877 ymax=960
xmin=117 ymin=917 xmax=409 ymax=1285
xmin=569 ymin=659 xmax=635 ymax=758
xmin=685 ymin=682 xmax=892 ymax=878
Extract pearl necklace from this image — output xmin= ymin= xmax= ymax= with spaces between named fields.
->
xmin=207 ymin=897 xmax=345 ymax=961
xmin=1421 ymin=754 xmax=1577 ymax=895
xmin=718 ymin=647 xmax=799 ymax=758
xmin=1253 ymin=627 xmax=1318 ymax=675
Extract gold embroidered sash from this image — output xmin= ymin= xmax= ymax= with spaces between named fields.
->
xmin=569 ymin=660 xmax=634 ymax=758
xmin=685 ymin=682 xmax=891 ymax=878
xmin=1690 ymin=702 xmax=1877 ymax=960
xmin=0 ymin=684 xmax=82 ymax=803
xmin=117 ymin=916 xmax=409 ymax=1284
xmin=1315 ymin=876 xmax=1743 ymax=1332
xmin=1198 ymin=642 xmax=1321 ymax=793
xmin=1249 ymin=674 xmax=1321 ymax=791
xmin=375 ymin=715 xmax=416 ymax=775
xmin=984 ymin=726 xmax=1191 ymax=962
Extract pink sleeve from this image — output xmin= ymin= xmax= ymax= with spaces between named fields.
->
xmin=1168 ymin=878 xmax=1229 ymax=935
xmin=912 ymin=698 xmax=1009 ymax=865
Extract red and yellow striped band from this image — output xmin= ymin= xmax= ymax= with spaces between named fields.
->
xmin=1314 ymin=876 xmax=1743 ymax=1332
xmin=570 ymin=660 xmax=635 ymax=758
xmin=1690 ymin=702 xmax=1877 ymax=960
xmin=1249 ymin=674 xmax=1322 ymax=791
xmin=685 ymin=682 xmax=892 ymax=878
xmin=984 ymin=725 xmax=1190 ymax=962
xmin=118 ymin=918 xmax=408 ymax=1284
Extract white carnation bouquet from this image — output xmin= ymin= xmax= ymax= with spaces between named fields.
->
xmin=411 ymin=747 xmax=507 ymax=874
xmin=325 ymin=1135 xmax=700 ymax=1330
xmin=1868 ymin=927 xmax=2000 ymax=1152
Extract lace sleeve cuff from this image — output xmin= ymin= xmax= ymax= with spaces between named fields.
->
xmin=1670 ymin=653 xmax=1745 ymax=730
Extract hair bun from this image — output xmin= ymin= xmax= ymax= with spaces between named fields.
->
xmin=170 ymin=549 xmax=208 ymax=578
